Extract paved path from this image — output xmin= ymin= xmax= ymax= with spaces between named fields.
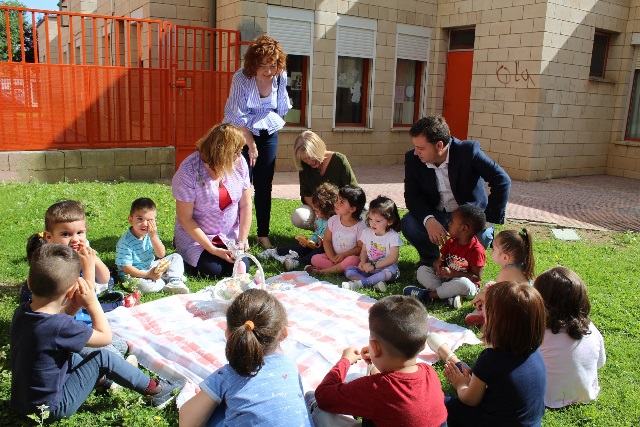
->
xmin=273 ymin=165 xmax=640 ymax=232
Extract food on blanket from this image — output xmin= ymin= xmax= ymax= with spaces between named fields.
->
xmin=153 ymin=259 xmax=171 ymax=274
xmin=220 ymin=273 xmax=253 ymax=299
xmin=295 ymin=234 xmax=317 ymax=248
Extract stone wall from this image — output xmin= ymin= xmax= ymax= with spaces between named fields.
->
xmin=0 ymin=148 xmax=175 ymax=183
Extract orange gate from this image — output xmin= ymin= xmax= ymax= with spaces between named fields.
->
xmin=0 ymin=6 xmax=242 ymax=167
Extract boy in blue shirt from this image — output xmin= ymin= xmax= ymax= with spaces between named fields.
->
xmin=10 ymin=244 xmax=184 ymax=420
xmin=116 ymin=197 xmax=188 ymax=294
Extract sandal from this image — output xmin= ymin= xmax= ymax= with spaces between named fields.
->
xmin=256 ymin=237 xmax=274 ymax=249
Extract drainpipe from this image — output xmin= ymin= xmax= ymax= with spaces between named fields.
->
xmin=210 ymin=0 xmax=216 ymax=28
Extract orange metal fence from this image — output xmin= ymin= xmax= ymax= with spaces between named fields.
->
xmin=0 ymin=6 xmax=242 ymax=162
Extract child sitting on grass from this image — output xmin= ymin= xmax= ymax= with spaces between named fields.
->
xmin=116 ymin=197 xmax=189 ymax=294
xmin=534 ymin=266 xmax=606 ymax=408
xmin=179 ymin=289 xmax=313 ymax=426
xmin=259 ymin=182 xmax=337 ymax=270
xmin=404 ymin=204 xmax=486 ymax=309
xmin=428 ymin=281 xmax=546 ymax=426
xmin=10 ymin=244 xmax=185 ymax=421
xmin=306 ymin=295 xmax=447 ymax=427
xmin=342 ymin=196 xmax=403 ymax=292
xmin=466 ymin=228 xmax=535 ymax=326
xmin=306 ymin=185 xmax=366 ymax=275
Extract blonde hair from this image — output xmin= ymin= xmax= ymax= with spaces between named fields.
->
xmin=197 ymin=123 xmax=245 ymax=177
xmin=293 ymin=130 xmax=326 ymax=171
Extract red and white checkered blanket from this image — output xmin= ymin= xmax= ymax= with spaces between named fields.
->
xmin=106 ymin=272 xmax=481 ymax=406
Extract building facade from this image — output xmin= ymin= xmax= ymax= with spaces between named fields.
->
xmin=52 ymin=0 xmax=640 ymax=181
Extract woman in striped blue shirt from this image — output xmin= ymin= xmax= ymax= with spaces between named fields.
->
xmin=223 ymin=35 xmax=290 ymax=249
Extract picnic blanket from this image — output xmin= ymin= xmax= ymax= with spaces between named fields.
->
xmin=106 ymin=272 xmax=481 ymax=406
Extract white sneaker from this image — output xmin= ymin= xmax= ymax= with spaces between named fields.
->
xmin=163 ymin=279 xmax=190 ymax=294
xmin=284 ymin=258 xmax=299 ymax=271
xmin=125 ymin=354 xmax=139 ymax=368
xmin=448 ymin=295 xmax=462 ymax=309
xmin=374 ymin=281 xmax=387 ymax=292
xmin=341 ymin=280 xmax=363 ymax=291
xmin=258 ymin=248 xmax=278 ymax=260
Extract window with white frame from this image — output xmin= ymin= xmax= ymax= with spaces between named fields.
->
xmin=394 ymin=24 xmax=430 ymax=126
xmin=335 ymin=16 xmax=376 ymax=127
xmin=268 ymin=6 xmax=313 ymax=127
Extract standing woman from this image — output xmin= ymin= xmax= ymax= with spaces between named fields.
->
xmin=172 ymin=123 xmax=251 ymax=279
xmin=224 ymin=35 xmax=290 ymax=249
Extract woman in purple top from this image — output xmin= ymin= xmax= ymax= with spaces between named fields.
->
xmin=223 ymin=35 xmax=290 ymax=250
xmin=172 ymin=123 xmax=252 ymax=279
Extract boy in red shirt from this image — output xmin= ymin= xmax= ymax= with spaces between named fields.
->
xmin=404 ymin=204 xmax=486 ymax=309
xmin=306 ymin=296 xmax=447 ymax=427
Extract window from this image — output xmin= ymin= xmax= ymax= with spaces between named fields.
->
xmin=626 ymin=70 xmax=640 ymax=140
xmin=590 ymin=31 xmax=610 ymax=78
xmin=336 ymin=16 xmax=376 ymax=127
xmin=393 ymin=60 xmax=422 ymax=126
xmin=268 ymin=6 xmax=314 ymax=127
xmin=450 ymin=29 xmax=475 ymax=50
xmin=335 ymin=56 xmax=369 ymax=125
xmin=284 ymin=54 xmax=307 ymax=126
xmin=394 ymin=25 xmax=430 ymax=126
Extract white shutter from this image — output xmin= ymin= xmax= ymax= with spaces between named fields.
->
xmin=268 ymin=17 xmax=312 ymax=56
xmin=397 ymin=33 xmax=430 ymax=62
xmin=337 ymin=26 xmax=375 ymax=58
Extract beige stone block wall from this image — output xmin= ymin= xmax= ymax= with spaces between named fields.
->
xmin=0 ymin=148 xmax=175 ymax=183
xmin=215 ymin=0 xmax=438 ymax=171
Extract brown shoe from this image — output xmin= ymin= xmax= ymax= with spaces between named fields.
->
xmin=256 ymin=237 xmax=274 ymax=249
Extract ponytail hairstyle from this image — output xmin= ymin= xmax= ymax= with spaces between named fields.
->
xmin=225 ymin=289 xmax=288 ymax=377
xmin=26 ymin=232 xmax=48 ymax=264
xmin=494 ymin=228 xmax=535 ymax=281
xmin=534 ymin=266 xmax=592 ymax=340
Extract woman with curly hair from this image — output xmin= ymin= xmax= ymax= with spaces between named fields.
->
xmin=223 ymin=35 xmax=290 ymax=249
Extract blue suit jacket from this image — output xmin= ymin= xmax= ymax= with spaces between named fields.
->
xmin=404 ymin=137 xmax=511 ymax=224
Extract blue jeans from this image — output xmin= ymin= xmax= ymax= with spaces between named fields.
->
xmin=243 ymin=130 xmax=278 ymax=238
xmin=401 ymin=211 xmax=494 ymax=264
xmin=50 ymin=350 xmax=150 ymax=420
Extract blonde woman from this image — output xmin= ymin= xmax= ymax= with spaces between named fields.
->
xmin=172 ymin=123 xmax=251 ymax=278
xmin=291 ymin=130 xmax=358 ymax=230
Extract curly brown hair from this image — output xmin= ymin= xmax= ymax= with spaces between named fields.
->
xmin=196 ymin=123 xmax=245 ymax=177
xmin=242 ymin=35 xmax=287 ymax=78
xmin=311 ymin=182 xmax=338 ymax=219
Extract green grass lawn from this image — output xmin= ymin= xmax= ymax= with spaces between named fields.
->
xmin=0 ymin=181 xmax=639 ymax=426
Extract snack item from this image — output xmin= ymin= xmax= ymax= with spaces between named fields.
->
xmin=153 ymin=259 xmax=171 ymax=274
xmin=295 ymin=234 xmax=317 ymax=248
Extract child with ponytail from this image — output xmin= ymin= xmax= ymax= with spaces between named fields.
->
xmin=466 ymin=228 xmax=535 ymax=326
xmin=179 ymin=289 xmax=313 ymax=427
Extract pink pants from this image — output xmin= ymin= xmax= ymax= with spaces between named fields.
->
xmin=311 ymin=254 xmax=360 ymax=271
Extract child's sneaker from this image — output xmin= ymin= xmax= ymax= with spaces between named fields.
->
xmin=258 ymin=248 xmax=278 ymax=260
xmin=125 ymin=354 xmax=139 ymax=368
xmin=284 ymin=258 xmax=299 ymax=271
xmin=304 ymin=265 xmax=320 ymax=273
xmin=448 ymin=295 xmax=462 ymax=309
xmin=147 ymin=378 xmax=187 ymax=410
xmin=341 ymin=280 xmax=363 ymax=291
xmin=124 ymin=290 xmax=141 ymax=308
xmin=403 ymin=286 xmax=428 ymax=302
xmin=373 ymin=281 xmax=387 ymax=292
xmin=465 ymin=309 xmax=485 ymax=326
xmin=163 ymin=278 xmax=189 ymax=294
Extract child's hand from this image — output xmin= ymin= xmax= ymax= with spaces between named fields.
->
xmin=444 ymin=360 xmax=471 ymax=389
xmin=146 ymin=268 xmax=163 ymax=281
xmin=341 ymin=347 xmax=362 ymax=364
xmin=433 ymin=258 xmax=444 ymax=270
xmin=471 ymin=289 xmax=486 ymax=311
xmin=334 ymin=253 xmax=347 ymax=263
xmin=437 ymin=266 xmax=453 ymax=278
xmin=77 ymin=245 xmax=97 ymax=271
xmin=147 ymin=219 xmax=157 ymax=238
xmin=360 ymin=346 xmax=371 ymax=364
xmin=357 ymin=261 xmax=368 ymax=271
xmin=316 ymin=236 xmax=323 ymax=247
xmin=363 ymin=262 xmax=374 ymax=273
xmin=73 ymin=277 xmax=99 ymax=309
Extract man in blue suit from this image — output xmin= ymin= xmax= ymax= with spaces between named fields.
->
xmin=402 ymin=115 xmax=511 ymax=265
